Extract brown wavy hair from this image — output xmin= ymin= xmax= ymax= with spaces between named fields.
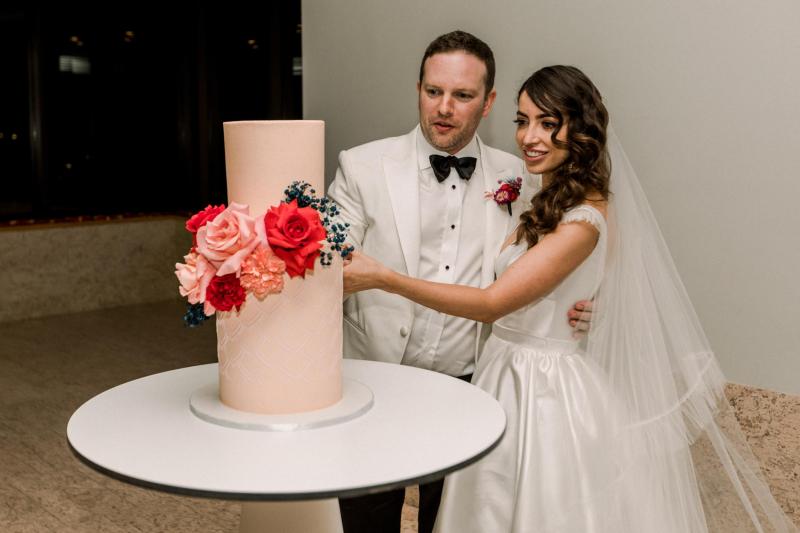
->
xmin=515 ymin=66 xmax=610 ymax=248
xmin=419 ymin=30 xmax=495 ymax=97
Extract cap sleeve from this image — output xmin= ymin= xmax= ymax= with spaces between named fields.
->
xmin=561 ymin=204 xmax=606 ymax=232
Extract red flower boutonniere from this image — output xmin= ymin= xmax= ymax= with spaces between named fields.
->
xmin=485 ymin=177 xmax=523 ymax=216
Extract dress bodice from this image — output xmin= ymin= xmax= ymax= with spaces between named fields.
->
xmin=493 ymin=204 xmax=607 ymax=343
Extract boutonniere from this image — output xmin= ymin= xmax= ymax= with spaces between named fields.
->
xmin=485 ymin=177 xmax=523 ymax=216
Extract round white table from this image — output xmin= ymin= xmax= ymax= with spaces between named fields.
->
xmin=67 ymin=359 xmax=506 ymax=533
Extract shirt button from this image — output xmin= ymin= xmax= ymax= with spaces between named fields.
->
xmin=451 ymin=185 xmax=456 ymax=190
xmin=400 ymin=326 xmax=409 ymax=337
xmin=445 ymin=265 xmax=450 ymax=271
xmin=451 ymin=224 xmax=455 ymax=229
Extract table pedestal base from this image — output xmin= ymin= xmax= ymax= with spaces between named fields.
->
xmin=240 ymin=499 xmax=343 ymax=533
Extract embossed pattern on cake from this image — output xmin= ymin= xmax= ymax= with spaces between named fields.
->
xmin=218 ymin=121 xmax=342 ymax=414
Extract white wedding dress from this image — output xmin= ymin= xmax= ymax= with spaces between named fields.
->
xmin=434 ymin=204 xmax=633 ymax=533
xmin=433 ymin=130 xmax=797 ymax=533
xmin=434 ymin=203 xmax=797 ymax=532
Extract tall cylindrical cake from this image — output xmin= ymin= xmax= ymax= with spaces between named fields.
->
xmin=217 ymin=121 xmax=343 ymax=414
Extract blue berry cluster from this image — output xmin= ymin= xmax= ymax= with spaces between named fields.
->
xmin=183 ymin=302 xmax=209 ymax=327
xmin=283 ymin=181 xmax=354 ymax=264
xmin=283 ymin=180 xmax=319 ymax=209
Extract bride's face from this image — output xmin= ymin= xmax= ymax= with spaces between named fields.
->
xmin=515 ymin=92 xmax=569 ymax=182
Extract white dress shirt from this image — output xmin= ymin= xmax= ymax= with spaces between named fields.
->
xmin=401 ymin=129 xmax=485 ymax=377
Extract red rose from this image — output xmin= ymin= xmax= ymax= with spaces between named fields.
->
xmin=206 ymin=273 xmax=246 ymax=312
xmin=186 ymin=205 xmax=226 ymax=233
xmin=264 ymin=199 xmax=327 ymax=278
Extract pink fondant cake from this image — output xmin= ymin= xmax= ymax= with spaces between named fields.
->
xmin=217 ymin=121 xmax=342 ymax=414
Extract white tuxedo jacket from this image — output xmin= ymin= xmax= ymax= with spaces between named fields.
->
xmin=328 ymin=126 xmax=535 ymax=367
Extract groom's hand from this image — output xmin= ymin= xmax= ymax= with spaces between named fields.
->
xmin=568 ymin=300 xmax=593 ymax=338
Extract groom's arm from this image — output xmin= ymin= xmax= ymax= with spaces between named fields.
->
xmin=327 ymin=149 xmax=368 ymax=250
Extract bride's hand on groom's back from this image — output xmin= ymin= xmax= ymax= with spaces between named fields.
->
xmin=343 ymin=252 xmax=391 ymax=296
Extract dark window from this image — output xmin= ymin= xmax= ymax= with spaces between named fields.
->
xmin=0 ymin=4 xmax=302 ymax=222
xmin=0 ymin=10 xmax=33 ymax=217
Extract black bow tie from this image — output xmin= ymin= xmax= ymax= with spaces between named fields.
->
xmin=429 ymin=154 xmax=477 ymax=183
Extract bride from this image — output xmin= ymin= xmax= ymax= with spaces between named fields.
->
xmin=343 ymin=65 xmax=796 ymax=532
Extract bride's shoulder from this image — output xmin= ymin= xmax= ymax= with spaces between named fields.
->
xmin=583 ymin=194 xmax=608 ymax=217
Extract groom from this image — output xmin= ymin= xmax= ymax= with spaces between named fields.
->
xmin=329 ymin=30 xmax=587 ymax=533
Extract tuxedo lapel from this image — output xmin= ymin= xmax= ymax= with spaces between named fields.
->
xmin=478 ymin=137 xmax=514 ymax=288
xmin=383 ymin=132 xmax=421 ymax=277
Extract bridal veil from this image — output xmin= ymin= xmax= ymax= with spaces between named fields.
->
xmin=584 ymin=130 xmax=796 ymax=532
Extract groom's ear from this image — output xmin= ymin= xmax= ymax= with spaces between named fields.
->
xmin=482 ymin=88 xmax=497 ymax=117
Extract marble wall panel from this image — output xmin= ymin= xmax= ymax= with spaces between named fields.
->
xmin=0 ymin=217 xmax=190 ymax=322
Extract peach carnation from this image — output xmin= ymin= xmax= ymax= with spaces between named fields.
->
xmin=239 ymin=244 xmax=286 ymax=298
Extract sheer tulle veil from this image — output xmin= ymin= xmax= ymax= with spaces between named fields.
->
xmin=585 ymin=129 xmax=796 ymax=532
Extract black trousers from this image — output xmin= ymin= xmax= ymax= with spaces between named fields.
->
xmin=339 ymin=373 xmax=473 ymax=533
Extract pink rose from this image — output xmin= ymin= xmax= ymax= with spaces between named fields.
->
xmin=195 ymin=203 xmax=263 ymax=276
xmin=240 ymin=244 xmax=286 ymax=298
xmin=175 ymin=252 xmax=217 ymax=309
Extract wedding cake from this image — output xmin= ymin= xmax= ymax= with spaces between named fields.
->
xmin=176 ymin=121 xmax=343 ymax=415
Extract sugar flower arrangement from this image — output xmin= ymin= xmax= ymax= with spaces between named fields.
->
xmin=176 ymin=181 xmax=352 ymax=327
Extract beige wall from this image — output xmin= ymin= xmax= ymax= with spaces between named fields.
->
xmin=303 ymin=0 xmax=800 ymax=394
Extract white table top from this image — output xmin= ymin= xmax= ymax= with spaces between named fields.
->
xmin=67 ymin=359 xmax=505 ymax=501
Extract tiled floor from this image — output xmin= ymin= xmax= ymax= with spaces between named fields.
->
xmin=0 ymin=301 xmax=796 ymax=532
xmin=0 ymin=300 xmax=420 ymax=533
xmin=1 ymin=301 xmax=239 ymax=532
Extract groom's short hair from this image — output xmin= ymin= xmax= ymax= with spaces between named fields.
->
xmin=419 ymin=30 xmax=496 ymax=98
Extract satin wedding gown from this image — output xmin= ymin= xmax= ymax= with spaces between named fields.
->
xmin=434 ymin=198 xmax=796 ymax=532
xmin=434 ymin=204 xmax=631 ymax=533
xmin=432 ymin=124 xmax=797 ymax=532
